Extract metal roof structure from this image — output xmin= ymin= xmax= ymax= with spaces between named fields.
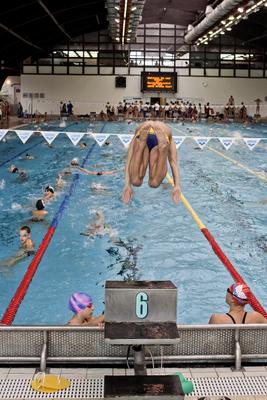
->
xmin=0 ymin=0 xmax=267 ymax=85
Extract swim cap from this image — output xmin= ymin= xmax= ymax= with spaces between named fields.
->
xmin=45 ymin=186 xmax=55 ymax=194
xmin=36 ymin=199 xmax=45 ymax=210
xmin=69 ymin=292 xmax=93 ymax=314
xmin=228 ymin=283 xmax=249 ymax=305
xmin=70 ymin=158 xmax=79 ymax=166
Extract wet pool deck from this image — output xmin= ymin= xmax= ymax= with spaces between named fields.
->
xmin=0 ymin=366 xmax=266 ymax=399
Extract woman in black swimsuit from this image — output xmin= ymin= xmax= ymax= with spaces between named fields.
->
xmin=209 ymin=283 xmax=267 ymax=324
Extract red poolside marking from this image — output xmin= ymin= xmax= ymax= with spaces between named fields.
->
xmin=201 ymin=228 xmax=267 ymax=318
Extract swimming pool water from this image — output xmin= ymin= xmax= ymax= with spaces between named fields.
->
xmin=0 ymin=121 xmax=266 ymax=324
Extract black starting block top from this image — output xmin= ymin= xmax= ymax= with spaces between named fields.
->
xmin=104 ymin=375 xmax=184 ymax=399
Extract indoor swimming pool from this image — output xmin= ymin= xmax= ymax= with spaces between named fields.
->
xmin=0 ymin=121 xmax=266 ymax=325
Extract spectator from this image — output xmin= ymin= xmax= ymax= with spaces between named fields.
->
xmin=67 ymin=101 xmax=73 ymax=116
xmin=254 ymin=98 xmax=262 ymax=115
xmin=209 ymin=283 xmax=267 ymax=324
xmin=17 ymin=102 xmax=23 ymax=118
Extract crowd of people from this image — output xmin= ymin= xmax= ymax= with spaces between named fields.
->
xmin=95 ymin=96 xmax=257 ymax=123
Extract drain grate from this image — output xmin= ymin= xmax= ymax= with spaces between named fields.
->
xmin=0 ymin=376 xmax=266 ymax=399
xmin=187 ymin=376 xmax=267 ymax=397
xmin=0 ymin=378 xmax=104 ymax=399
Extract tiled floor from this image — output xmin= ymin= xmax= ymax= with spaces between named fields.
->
xmin=0 ymin=366 xmax=266 ymax=399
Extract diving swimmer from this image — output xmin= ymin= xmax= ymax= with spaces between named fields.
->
xmin=122 ymin=121 xmax=181 ymax=204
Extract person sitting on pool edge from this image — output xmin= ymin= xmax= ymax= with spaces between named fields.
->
xmin=67 ymin=292 xmax=105 ymax=327
xmin=122 ymin=121 xmax=181 ymax=204
xmin=209 ymin=283 xmax=267 ymax=324
xmin=0 ymin=226 xmax=35 ymax=267
xmin=32 ymin=199 xmax=48 ymax=222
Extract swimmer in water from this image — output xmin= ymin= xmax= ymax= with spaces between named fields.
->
xmin=68 ymin=292 xmax=104 ymax=327
xmin=91 ymin=182 xmax=108 ymax=191
xmin=209 ymin=283 xmax=267 ymax=324
xmin=55 ymin=174 xmax=65 ymax=190
xmin=24 ymin=153 xmax=34 ymax=160
xmin=9 ymin=164 xmax=28 ymax=180
xmin=32 ymin=199 xmax=48 ymax=222
xmin=80 ymin=210 xmax=112 ymax=238
xmin=79 ymin=142 xmax=87 ymax=149
xmin=0 ymin=226 xmax=35 ymax=267
xmin=44 ymin=185 xmax=55 ymax=201
xmin=70 ymin=158 xmax=119 ymax=176
xmin=122 ymin=121 xmax=181 ymax=204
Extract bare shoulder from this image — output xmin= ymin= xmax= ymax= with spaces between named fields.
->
xmin=209 ymin=313 xmax=228 ymax=324
xmin=249 ymin=311 xmax=267 ymax=324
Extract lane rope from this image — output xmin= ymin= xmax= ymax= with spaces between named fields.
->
xmin=166 ymin=172 xmax=267 ymax=318
xmin=0 ymin=140 xmax=43 ymax=168
xmin=0 ymin=142 xmax=96 ymax=325
xmin=207 ymin=147 xmax=267 ymax=183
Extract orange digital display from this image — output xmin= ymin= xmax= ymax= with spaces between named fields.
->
xmin=141 ymin=72 xmax=177 ymax=92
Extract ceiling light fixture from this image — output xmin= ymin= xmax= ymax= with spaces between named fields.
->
xmin=131 ymin=6 xmax=137 ymax=11
xmin=221 ymin=20 xmax=226 ymax=24
xmin=238 ymin=7 xmax=244 ymax=12
xmin=122 ymin=0 xmax=128 ymax=44
xmin=228 ymin=15 xmax=235 ymax=20
xmin=115 ymin=18 xmax=120 ymax=23
xmin=226 ymin=27 xmax=232 ymax=31
xmin=115 ymin=6 xmax=120 ymax=11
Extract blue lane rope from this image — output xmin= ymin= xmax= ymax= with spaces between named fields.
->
xmin=51 ymin=143 xmax=95 ymax=229
xmin=50 ymin=121 xmax=106 ymax=229
xmin=0 ymin=139 xmax=43 ymax=168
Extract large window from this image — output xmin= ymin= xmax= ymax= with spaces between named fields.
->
xmin=22 ymin=25 xmax=266 ymax=78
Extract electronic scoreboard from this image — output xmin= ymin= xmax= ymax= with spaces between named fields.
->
xmin=141 ymin=72 xmax=177 ymax=92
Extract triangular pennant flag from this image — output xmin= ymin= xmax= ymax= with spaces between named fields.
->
xmin=117 ymin=134 xmax=133 ymax=148
xmin=194 ymin=137 xmax=211 ymax=150
xmin=172 ymin=136 xmax=185 ymax=149
xmin=218 ymin=137 xmax=234 ymax=150
xmin=0 ymin=130 xmax=8 ymax=141
xmin=15 ymin=130 xmax=33 ymax=144
xmin=92 ymin=134 xmax=110 ymax=146
xmin=41 ymin=131 xmax=60 ymax=144
xmin=243 ymin=138 xmax=261 ymax=151
xmin=65 ymin=132 xmax=84 ymax=146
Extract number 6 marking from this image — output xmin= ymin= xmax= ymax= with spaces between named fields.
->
xmin=135 ymin=292 xmax=148 ymax=319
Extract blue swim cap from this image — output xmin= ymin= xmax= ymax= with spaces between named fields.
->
xmin=69 ymin=292 xmax=93 ymax=314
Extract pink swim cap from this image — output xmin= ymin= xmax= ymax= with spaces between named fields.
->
xmin=69 ymin=292 xmax=93 ymax=314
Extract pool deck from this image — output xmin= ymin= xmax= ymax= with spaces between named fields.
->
xmin=0 ymin=366 xmax=266 ymax=399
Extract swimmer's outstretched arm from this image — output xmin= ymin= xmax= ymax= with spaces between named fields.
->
xmin=0 ymin=249 xmax=28 ymax=267
xmin=168 ymin=139 xmax=181 ymax=204
xmin=75 ymin=166 xmax=97 ymax=175
xmin=122 ymin=140 xmax=135 ymax=204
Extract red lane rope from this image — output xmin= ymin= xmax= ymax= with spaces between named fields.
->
xmin=202 ymin=228 xmax=267 ymax=318
xmin=1 ymin=142 xmax=96 ymax=325
xmin=1 ymin=227 xmax=55 ymax=325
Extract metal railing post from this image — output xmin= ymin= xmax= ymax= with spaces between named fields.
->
xmin=40 ymin=330 xmax=48 ymax=372
xmin=234 ymin=328 xmax=241 ymax=371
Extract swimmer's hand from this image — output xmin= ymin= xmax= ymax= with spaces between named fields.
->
xmin=122 ymin=186 xmax=133 ymax=204
xmin=172 ymin=187 xmax=181 ymax=204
